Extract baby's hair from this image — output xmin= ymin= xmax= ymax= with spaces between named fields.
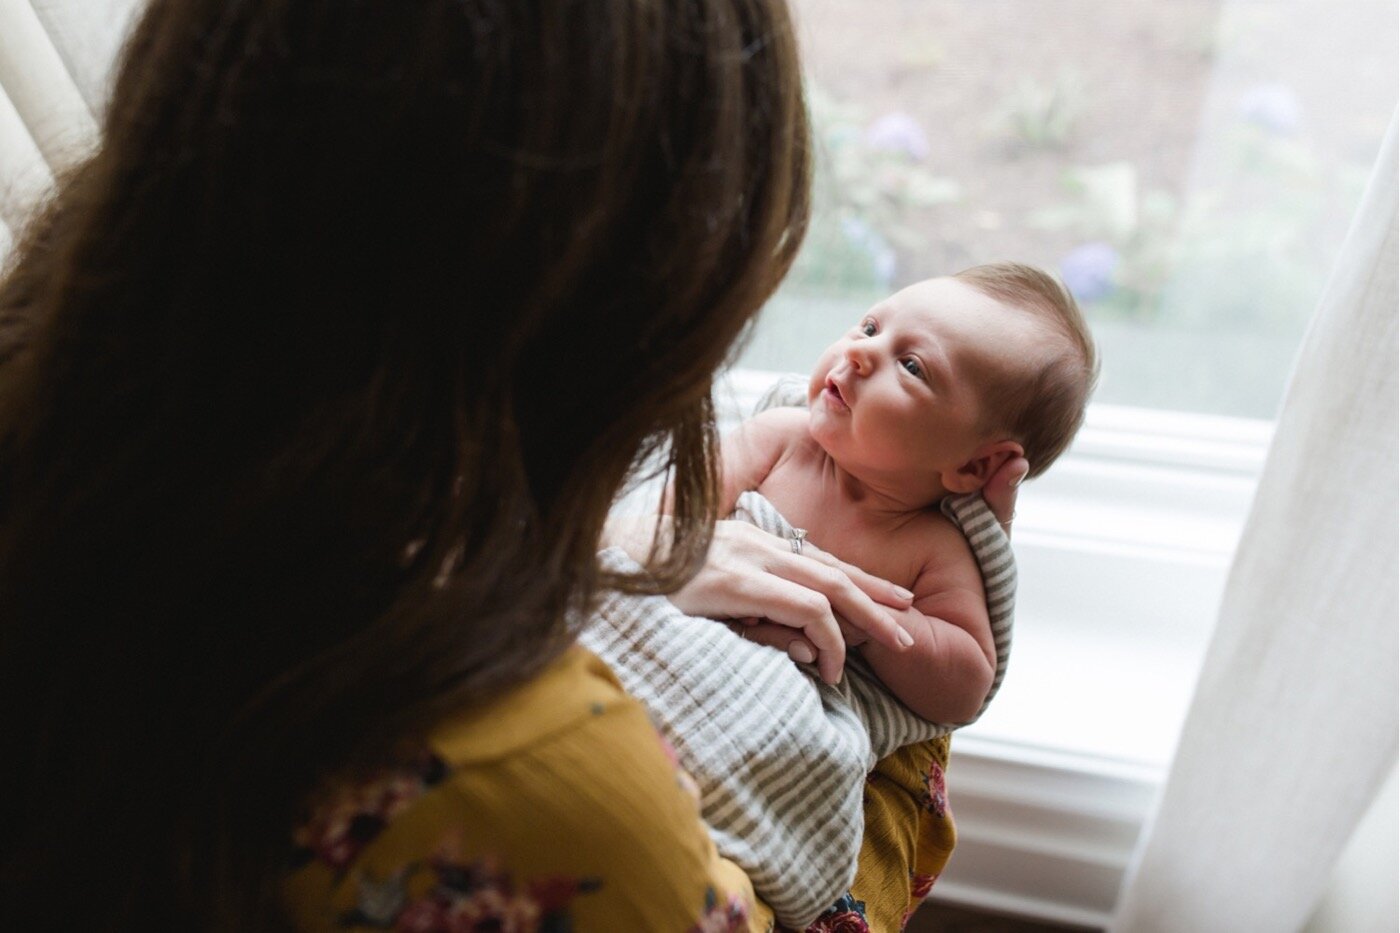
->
xmin=953 ymin=262 xmax=1100 ymax=478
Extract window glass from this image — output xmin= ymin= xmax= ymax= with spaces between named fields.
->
xmin=738 ymin=0 xmax=1397 ymax=419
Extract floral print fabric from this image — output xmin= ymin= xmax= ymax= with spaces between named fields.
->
xmin=340 ymin=837 xmax=601 ymax=931
xmin=290 ymin=746 xmax=752 ymax=931
xmin=283 ymin=647 xmax=953 ymax=932
xmin=293 ymin=753 xmax=449 ymax=873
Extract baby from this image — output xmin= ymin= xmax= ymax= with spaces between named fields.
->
xmin=719 ymin=262 xmax=1097 ymax=725
xmin=583 ymin=262 xmax=1098 ymax=927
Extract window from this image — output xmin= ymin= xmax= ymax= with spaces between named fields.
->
xmin=741 ymin=0 xmax=1396 ymax=420
xmin=723 ymin=3 xmax=1395 ymax=921
xmin=726 ymin=0 xmax=1395 ymax=762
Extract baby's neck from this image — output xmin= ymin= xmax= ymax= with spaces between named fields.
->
xmin=820 ymin=449 xmax=948 ymax=520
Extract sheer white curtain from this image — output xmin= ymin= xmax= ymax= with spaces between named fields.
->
xmin=1111 ymin=116 xmax=1399 ymax=932
xmin=0 ymin=0 xmax=135 ymax=255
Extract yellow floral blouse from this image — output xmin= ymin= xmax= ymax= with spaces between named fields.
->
xmin=284 ymin=647 xmax=956 ymax=932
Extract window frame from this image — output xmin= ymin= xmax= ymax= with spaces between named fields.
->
xmin=717 ymin=366 xmax=1275 ymax=925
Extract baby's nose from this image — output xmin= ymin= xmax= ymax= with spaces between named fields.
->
xmin=844 ymin=341 xmax=872 ymax=374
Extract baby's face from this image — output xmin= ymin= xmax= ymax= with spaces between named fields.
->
xmin=807 ymin=277 xmax=1051 ymax=496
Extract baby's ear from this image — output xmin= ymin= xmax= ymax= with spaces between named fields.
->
xmin=945 ymin=440 xmax=1025 ymax=494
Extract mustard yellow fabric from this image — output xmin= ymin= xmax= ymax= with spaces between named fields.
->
xmin=854 ymin=737 xmax=957 ymax=931
xmin=284 ymin=646 xmax=957 ymax=932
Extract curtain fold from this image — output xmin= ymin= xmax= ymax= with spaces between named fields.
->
xmin=1111 ymin=115 xmax=1399 ymax=932
xmin=0 ymin=74 xmax=52 ymax=232
xmin=0 ymin=0 xmax=95 ymax=169
xmin=0 ymin=0 xmax=136 ymax=256
xmin=30 ymin=0 xmax=140 ymax=116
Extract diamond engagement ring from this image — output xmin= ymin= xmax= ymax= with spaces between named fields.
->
xmin=790 ymin=528 xmax=808 ymax=555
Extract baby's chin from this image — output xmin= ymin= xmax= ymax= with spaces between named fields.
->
xmin=804 ymin=406 xmax=843 ymax=456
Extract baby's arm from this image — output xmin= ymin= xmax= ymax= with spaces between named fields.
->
xmin=656 ymin=407 xmax=803 ymax=519
xmin=714 ymin=406 xmax=809 ymax=516
xmin=857 ymin=524 xmax=996 ymax=724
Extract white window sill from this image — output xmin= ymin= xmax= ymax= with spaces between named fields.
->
xmin=717 ymin=368 xmax=1274 ymax=927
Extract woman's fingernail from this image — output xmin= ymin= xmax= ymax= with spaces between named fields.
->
xmin=1010 ymin=467 xmax=1028 ymax=487
xmin=788 ymin=642 xmax=817 ymax=664
xmin=894 ymin=587 xmax=914 ymax=600
xmin=898 ymin=629 xmax=914 ymax=647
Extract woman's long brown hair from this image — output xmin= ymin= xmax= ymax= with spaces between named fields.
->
xmin=0 ymin=1 xmax=810 ymax=926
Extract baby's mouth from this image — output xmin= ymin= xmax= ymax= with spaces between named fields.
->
xmin=824 ymin=377 xmax=850 ymax=410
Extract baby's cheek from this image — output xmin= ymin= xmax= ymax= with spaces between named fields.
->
xmin=809 ymin=343 xmax=843 ymax=379
xmin=805 ymin=360 xmax=831 ymax=400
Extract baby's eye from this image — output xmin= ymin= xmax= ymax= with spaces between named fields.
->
xmin=900 ymin=358 xmax=923 ymax=378
xmin=859 ymin=319 xmax=877 ymax=337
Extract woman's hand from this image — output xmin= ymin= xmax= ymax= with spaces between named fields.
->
xmin=600 ymin=456 xmax=1026 ymax=685
xmin=719 ymin=456 xmax=1028 ymax=678
xmin=603 ymin=512 xmax=916 ymax=685
xmin=667 ymin=520 xmax=916 ymax=686
xmin=983 ymin=455 xmax=1029 ymax=535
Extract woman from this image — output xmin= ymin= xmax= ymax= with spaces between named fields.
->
xmin=0 ymin=0 xmax=1020 ymax=929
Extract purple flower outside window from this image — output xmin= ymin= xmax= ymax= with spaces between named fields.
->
xmin=840 ymin=217 xmax=897 ymax=288
xmin=864 ymin=112 xmax=930 ymax=162
xmin=1237 ymin=83 xmax=1301 ymax=136
xmin=1059 ymin=242 xmax=1119 ymax=303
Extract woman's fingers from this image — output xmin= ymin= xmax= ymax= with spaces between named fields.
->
xmin=797 ymin=542 xmax=914 ymax=611
xmin=733 ymin=621 xmax=821 ymax=668
xmin=727 ymin=573 xmax=848 ymax=684
xmin=769 ymin=543 xmax=913 ymax=653
xmin=982 ymin=456 xmax=1029 ymax=533
xmin=660 ymin=519 xmax=917 ymax=682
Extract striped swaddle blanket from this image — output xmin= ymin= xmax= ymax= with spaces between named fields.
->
xmin=581 ymin=490 xmax=1014 ymax=928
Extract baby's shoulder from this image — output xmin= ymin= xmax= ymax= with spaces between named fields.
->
xmin=742 ymin=404 xmax=810 ymax=438
xmin=741 ymin=406 xmax=820 ymax=463
xmin=905 ymin=507 xmax=984 ymax=596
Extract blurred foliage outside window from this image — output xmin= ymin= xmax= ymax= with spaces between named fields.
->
xmin=738 ymin=0 xmax=1396 ymax=420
